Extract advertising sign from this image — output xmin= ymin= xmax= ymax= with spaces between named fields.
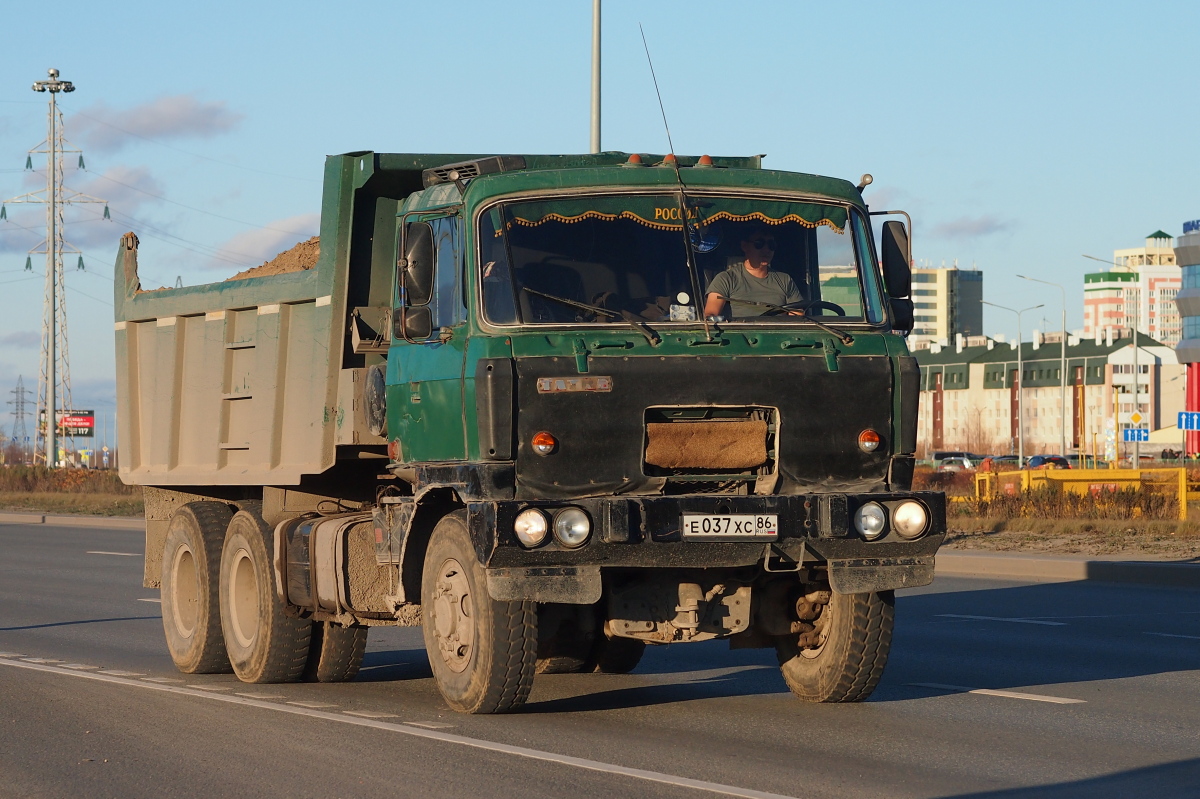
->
xmin=38 ymin=409 xmax=95 ymax=437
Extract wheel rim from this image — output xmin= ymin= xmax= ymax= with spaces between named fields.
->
xmin=228 ymin=548 xmax=260 ymax=649
xmin=170 ymin=545 xmax=199 ymax=639
xmin=800 ymin=598 xmax=831 ymax=660
xmin=431 ymin=557 xmax=474 ymax=674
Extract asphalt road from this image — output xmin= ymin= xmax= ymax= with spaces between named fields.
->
xmin=2 ymin=521 xmax=1199 ymax=799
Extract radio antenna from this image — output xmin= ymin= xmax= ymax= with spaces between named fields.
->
xmin=638 ymin=23 xmax=711 ymax=340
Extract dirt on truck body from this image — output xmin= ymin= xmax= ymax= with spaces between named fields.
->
xmin=114 ymin=151 xmax=944 ymax=713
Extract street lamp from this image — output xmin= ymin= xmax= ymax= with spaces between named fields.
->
xmin=1017 ymin=275 xmax=1068 ymax=457
xmin=983 ymin=301 xmax=1044 ymax=463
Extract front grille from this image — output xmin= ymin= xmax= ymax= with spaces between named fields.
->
xmin=643 ymin=406 xmax=777 ymax=494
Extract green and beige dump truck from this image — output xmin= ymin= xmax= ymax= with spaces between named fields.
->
xmin=114 ymin=151 xmax=945 ymax=713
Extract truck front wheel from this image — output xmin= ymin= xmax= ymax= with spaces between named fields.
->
xmin=421 ymin=511 xmax=537 ymax=713
xmin=160 ymin=502 xmax=234 ymax=674
xmin=219 ymin=509 xmax=312 ymax=683
xmin=775 ymin=589 xmax=894 ymax=703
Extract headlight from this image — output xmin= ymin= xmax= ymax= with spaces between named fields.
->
xmin=891 ymin=500 xmax=928 ymax=539
xmin=553 ymin=507 xmax=591 ymax=548
xmin=853 ymin=502 xmax=887 ymax=540
xmin=513 ymin=508 xmax=549 ymax=547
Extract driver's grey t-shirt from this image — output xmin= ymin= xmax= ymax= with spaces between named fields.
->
xmin=706 ymin=266 xmax=802 ymax=318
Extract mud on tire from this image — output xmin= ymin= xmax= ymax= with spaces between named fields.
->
xmin=160 ymin=502 xmax=235 ymax=674
xmin=219 ymin=509 xmax=312 ymax=683
xmin=775 ymin=589 xmax=894 ymax=703
xmin=421 ymin=511 xmax=537 ymax=713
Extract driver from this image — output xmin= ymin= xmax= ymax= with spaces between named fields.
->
xmin=703 ymin=225 xmax=803 ymax=319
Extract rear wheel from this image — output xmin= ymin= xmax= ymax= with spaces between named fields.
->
xmin=160 ymin=502 xmax=234 ymax=674
xmin=536 ymin=603 xmax=596 ymax=674
xmin=304 ymin=622 xmax=368 ymax=683
xmin=775 ymin=589 xmax=894 ymax=703
xmin=219 ymin=509 xmax=312 ymax=683
xmin=421 ymin=511 xmax=537 ymax=713
xmin=589 ymin=633 xmax=645 ymax=674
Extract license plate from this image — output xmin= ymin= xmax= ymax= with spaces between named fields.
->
xmin=681 ymin=514 xmax=778 ymax=540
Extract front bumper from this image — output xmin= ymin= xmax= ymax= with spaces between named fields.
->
xmin=470 ymin=491 xmax=946 ymax=600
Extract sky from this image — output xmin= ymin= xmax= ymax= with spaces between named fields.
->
xmin=1 ymin=0 xmax=1198 ymax=441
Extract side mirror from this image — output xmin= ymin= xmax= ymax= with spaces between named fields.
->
xmin=889 ymin=298 xmax=914 ymax=334
xmin=880 ymin=220 xmax=911 ymax=298
xmin=394 ymin=305 xmax=432 ymax=341
xmin=401 ymin=221 xmax=435 ymax=306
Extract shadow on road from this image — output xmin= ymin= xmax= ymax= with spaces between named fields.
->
xmin=354 ymin=648 xmax=433 ymax=682
xmin=943 ymin=757 xmax=1200 ymax=798
xmin=0 ymin=616 xmax=160 ymax=632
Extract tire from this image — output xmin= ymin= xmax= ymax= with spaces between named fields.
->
xmin=421 ymin=510 xmax=537 ymax=713
xmin=160 ymin=502 xmax=235 ymax=674
xmin=304 ymin=622 xmax=368 ymax=683
xmin=775 ymin=590 xmax=894 ymax=703
xmin=589 ymin=634 xmax=645 ymax=674
xmin=219 ymin=509 xmax=312 ymax=683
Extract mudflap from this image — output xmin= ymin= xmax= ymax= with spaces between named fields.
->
xmin=486 ymin=566 xmax=602 ymax=604
xmin=826 ymin=555 xmax=936 ymax=594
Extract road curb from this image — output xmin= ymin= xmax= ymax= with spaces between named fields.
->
xmin=0 ymin=512 xmax=144 ymax=531
xmin=937 ymin=550 xmax=1200 ymax=589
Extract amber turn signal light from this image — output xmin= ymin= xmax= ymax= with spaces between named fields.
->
xmin=531 ymin=431 xmax=557 ymax=456
xmin=858 ymin=429 xmax=881 ymax=452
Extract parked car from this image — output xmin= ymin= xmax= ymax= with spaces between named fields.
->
xmin=937 ymin=456 xmax=976 ymax=472
xmin=1027 ymin=455 xmax=1071 ymax=470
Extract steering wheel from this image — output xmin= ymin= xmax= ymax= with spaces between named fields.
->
xmin=765 ymin=299 xmax=847 ymax=317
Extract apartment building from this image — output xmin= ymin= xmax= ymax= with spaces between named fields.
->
xmin=1083 ymin=230 xmax=1181 ymax=346
xmin=908 ymin=266 xmax=983 ymax=347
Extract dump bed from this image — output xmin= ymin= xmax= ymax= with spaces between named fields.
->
xmin=114 ymin=152 xmax=444 ymax=485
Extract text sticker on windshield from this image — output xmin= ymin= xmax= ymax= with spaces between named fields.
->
xmin=536 ymin=376 xmax=613 ymax=394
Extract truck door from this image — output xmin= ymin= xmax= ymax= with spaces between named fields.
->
xmin=388 ymin=215 xmax=467 ymax=462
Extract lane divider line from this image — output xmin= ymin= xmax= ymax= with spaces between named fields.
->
xmin=61 ymin=664 xmax=100 ymax=670
xmin=0 ymin=656 xmax=798 ymax=799
xmin=406 ymin=721 xmax=455 ymax=729
xmin=101 ymin=670 xmax=144 ymax=677
xmin=141 ymin=677 xmax=183 ymax=683
xmin=1145 ymin=632 xmax=1200 ymax=641
xmin=936 ymin=614 xmax=1067 ymax=627
xmin=86 ymin=551 xmax=142 ymax=557
xmin=0 ymin=652 xmax=27 ymax=658
xmin=235 ymin=692 xmax=286 ymax=699
xmin=287 ymin=701 xmax=338 ymax=708
xmin=343 ymin=711 xmax=399 ymax=719
xmin=21 ymin=658 xmax=63 ymax=664
xmin=188 ymin=685 xmax=234 ymax=691
xmin=907 ymin=683 xmax=1086 ymax=704
xmin=138 ymin=598 xmax=162 ymax=604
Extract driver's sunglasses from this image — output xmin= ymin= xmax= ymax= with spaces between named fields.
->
xmin=749 ymin=238 xmax=776 ymax=251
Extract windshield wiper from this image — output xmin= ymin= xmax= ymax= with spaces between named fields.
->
xmin=521 ymin=287 xmax=661 ymax=346
xmin=717 ymin=296 xmax=855 ymax=345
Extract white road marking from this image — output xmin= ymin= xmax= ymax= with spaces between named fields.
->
xmin=61 ymin=664 xmax=99 ymax=670
xmin=1 ymin=658 xmax=799 ymax=799
xmin=235 ymin=692 xmax=286 ymax=699
xmin=138 ymin=598 xmax=162 ymax=604
xmin=87 ymin=551 xmax=141 ymax=557
xmin=1145 ymin=632 xmax=1200 ymax=641
xmin=101 ymin=670 xmax=144 ymax=677
xmin=188 ymin=685 xmax=233 ymax=691
xmin=908 ymin=683 xmax=1086 ymax=704
xmin=21 ymin=658 xmax=63 ymax=664
xmin=288 ymin=701 xmax=338 ymax=709
xmin=141 ymin=677 xmax=183 ymax=683
xmin=0 ymin=652 xmax=27 ymax=658
xmin=936 ymin=614 xmax=1067 ymax=626
xmin=343 ymin=711 xmax=399 ymax=719
xmin=406 ymin=721 xmax=455 ymax=729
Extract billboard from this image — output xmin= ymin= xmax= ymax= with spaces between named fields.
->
xmin=38 ymin=409 xmax=95 ymax=437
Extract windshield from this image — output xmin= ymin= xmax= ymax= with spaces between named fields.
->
xmin=478 ymin=193 xmax=884 ymax=326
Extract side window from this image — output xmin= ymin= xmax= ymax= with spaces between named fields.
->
xmin=431 ymin=216 xmax=464 ymax=329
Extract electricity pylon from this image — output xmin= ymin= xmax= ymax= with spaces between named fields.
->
xmin=7 ymin=376 xmax=32 ymax=463
xmin=1 ymin=69 xmax=109 ymax=467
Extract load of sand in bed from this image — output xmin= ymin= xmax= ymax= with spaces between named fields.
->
xmin=226 ymin=236 xmax=320 ymax=281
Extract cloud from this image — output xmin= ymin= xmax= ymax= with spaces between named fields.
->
xmin=208 ymin=213 xmax=321 ymax=270
xmin=931 ymin=215 xmax=1012 ymax=239
xmin=0 ymin=331 xmax=39 ymax=349
xmin=71 ymin=95 xmax=244 ymax=153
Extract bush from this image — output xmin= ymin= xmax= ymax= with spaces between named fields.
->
xmin=955 ymin=485 xmax=1177 ymax=521
xmin=913 ymin=467 xmax=975 ymax=496
xmin=0 ymin=466 xmax=136 ymax=495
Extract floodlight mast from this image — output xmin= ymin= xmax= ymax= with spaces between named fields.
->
xmin=4 ymin=69 xmax=107 ymax=467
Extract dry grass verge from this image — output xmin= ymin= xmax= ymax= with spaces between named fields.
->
xmin=0 ymin=466 xmax=141 ymax=516
xmin=0 ymin=491 xmax=143 ymax=517
xmin=946 ymin=516 xmax=1200 ymax=559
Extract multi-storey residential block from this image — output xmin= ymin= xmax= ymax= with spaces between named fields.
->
xmin=1083 ymin=230 xmax=1181 ymax=346
xmin=908 ymin=266 xmax=982 ymax=347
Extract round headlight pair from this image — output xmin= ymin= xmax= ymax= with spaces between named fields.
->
xmin=513 ymin=507 xmax=591 ymax=548
xmin=853 ymin=500 xmax=929 ymax=541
